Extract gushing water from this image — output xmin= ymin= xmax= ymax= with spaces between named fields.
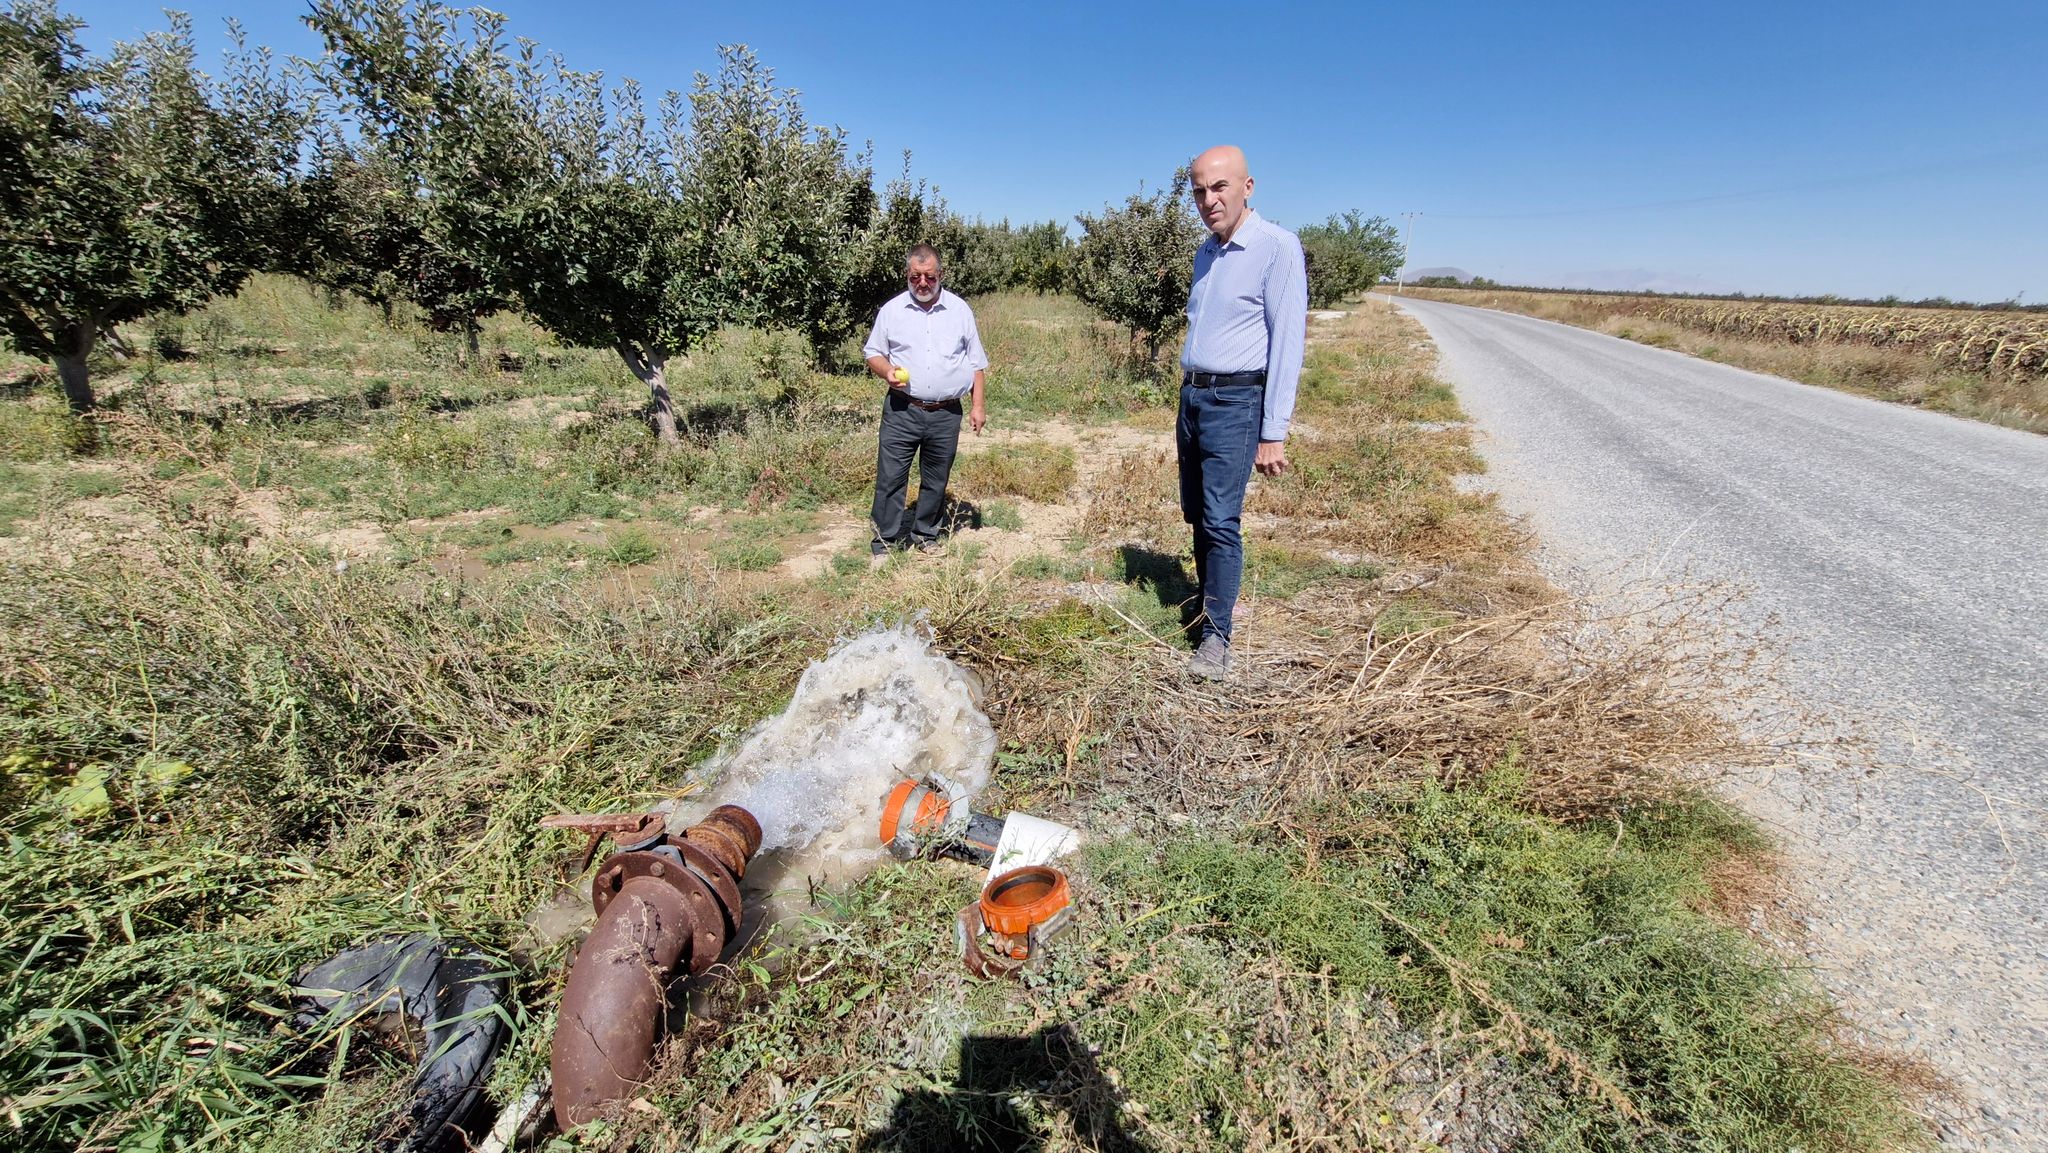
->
xmin=666 ymin=624 xmax=996 ymax=871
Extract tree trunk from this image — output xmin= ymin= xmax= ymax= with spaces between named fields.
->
xmin=615 ymin=342 xmax=680 ymax=446
xmin=55 ymin=323 xmax=96 ymax=413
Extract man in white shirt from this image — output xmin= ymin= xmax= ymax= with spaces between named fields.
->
xmin=863 ymin=245 xmax=989 ymax=564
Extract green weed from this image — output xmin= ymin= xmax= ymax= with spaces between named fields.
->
xmin=598 ymin=526 xmax=662 ymax=566
xmin=0 ymin=464 xmax=36 ymax=534
xmin=60 ymin=470 xmax=125 ymax=502
xmin=1373 ymin=600 xmax=1455 ymax=637
xmin=1081 ymin=786 xmax=1919 ymax=1152
xmin=710 ymin=538 xmax=783 ymax=571
xmin=1010 ymin=552 xmax=1088 ymax=582
xmin=1247 ymin=542 xmax=1382 ymax=599
xmin=0 ymin=395 xmax=96 ymax=461
xmin=979 ymin=499 xmax=1024 ymax=531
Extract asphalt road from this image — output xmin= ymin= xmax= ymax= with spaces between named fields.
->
xmin=1393 ymin=296 xmax=2048 ymax=1148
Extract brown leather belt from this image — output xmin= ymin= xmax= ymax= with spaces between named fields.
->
xmin=903 ymin=395 xmax=963 ymax=411
xmin=1183 ymin=370 xmax=1266 ymax=388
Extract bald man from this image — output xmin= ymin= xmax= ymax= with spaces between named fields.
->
xmin=1178 ymin=145 xmax=1307 ymax=680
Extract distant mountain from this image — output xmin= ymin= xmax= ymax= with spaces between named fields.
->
xmin=1549 ymin=268 xmax=1738 ymax=295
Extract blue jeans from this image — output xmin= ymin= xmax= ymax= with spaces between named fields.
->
xmin=1176 ymin=382 xmax=1263 ymax=643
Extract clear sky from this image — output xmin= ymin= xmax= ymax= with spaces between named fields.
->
xmin=70 ymin=0 xmax=2048 ymax=302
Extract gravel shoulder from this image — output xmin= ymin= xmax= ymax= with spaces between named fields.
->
xmin=1392 ymin=294 xmax=2048 ymax=1149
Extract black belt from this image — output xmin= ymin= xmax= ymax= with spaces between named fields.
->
xmin=1182 ymin=370 xmax=1266 ymax=389
xmin=896 ymin=394 xmax=963 ymax=411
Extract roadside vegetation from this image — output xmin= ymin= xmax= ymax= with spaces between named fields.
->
xmin=1395 ymin=286 xmax=2048 ymax=433
xmin=2 ymin=1 xmax=1931 ymax=1149
xmin=0 ymin=277 xmax=1930 ymax=1151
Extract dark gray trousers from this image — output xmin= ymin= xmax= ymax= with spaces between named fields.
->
xmin=871 ymin=392 xmax=963 ymax=553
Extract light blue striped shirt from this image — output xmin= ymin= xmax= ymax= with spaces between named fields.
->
xmin=1180 ymin=210 xmax=1308 ymax=441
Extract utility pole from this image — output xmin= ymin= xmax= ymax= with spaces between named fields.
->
xmin=1395 ymin=211 xmax=1421 ymax=296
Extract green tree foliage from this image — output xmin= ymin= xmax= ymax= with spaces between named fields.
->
xmin=925 ymin=215 xmax=1073 ymax=298
xmin=312 ymin=1 xmax=889 ymax=444
xmin=844 ymin=165 xmax=943 ymax=313
xmin=842 ymin=171 xmax=1069 ymax=301
xmin=1298 ymin=209 xmax=1403 ymax=309
xmin=1072 ymin=171 xmax=1203 ymax=364
xmin=1010 ymin=220 xmax=1073 ymax=295
xmin=0 ymin=1 xmax=293 ymax=410
xmin=295 ymin=3 xmax=522 ymax=360
xmin=290 ymin=137 xmax=513 ymax=354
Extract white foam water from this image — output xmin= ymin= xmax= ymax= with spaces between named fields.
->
xmin=669 ymin=623 xmax=996 ymax=870
xmin=518 ymin=624 xmax=999 ymax=959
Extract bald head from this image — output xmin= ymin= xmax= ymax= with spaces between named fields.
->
xmin=1191 ymin=145 xmax=1255 ymax=242
xmin=1192 ymin=145 xmax=1248 ymax=181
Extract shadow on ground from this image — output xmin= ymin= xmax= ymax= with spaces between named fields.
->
xmin=862 ymin=1024 xmax=1148 ymax=1152
xmin=1116 ymin=544 xmax=1199 ymax=636
xmin=941 ymin=496 xmax=984 ymax=534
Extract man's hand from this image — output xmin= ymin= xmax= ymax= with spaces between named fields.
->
xmin=1254 ymin=440 xmax=1288 ymax=476
xmin=970 ymin=404 xmax=987 ymax=434
xmin=865 ymin=355 xmax=908 ymax=389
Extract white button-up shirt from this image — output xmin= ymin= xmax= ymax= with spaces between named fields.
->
xmin=863 ymin=289 xmax=989 ymax=403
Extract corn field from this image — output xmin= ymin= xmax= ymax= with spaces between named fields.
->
xmin=1647 ymin=299 xmax=2046 ymax=378
xmin=1423 ymin=290 xmax=2048 ymax=380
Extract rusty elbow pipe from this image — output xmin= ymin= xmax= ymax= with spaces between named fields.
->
xmin=550 ymin=805 xmax=761 ymax=1129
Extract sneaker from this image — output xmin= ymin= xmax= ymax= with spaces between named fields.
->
xmin=913 ymin=538 xmax=946 ymax=556
xmin=1188 ymin=634 xmax=1230 ymax=681
xmin=867 ymin=551 xmax=889 ymax=572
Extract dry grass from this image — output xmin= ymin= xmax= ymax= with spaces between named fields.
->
xmin=951 ymin=441 xmax=1079 ymax=502
xmin=987 ymin=306 xmax=1766 ymax=827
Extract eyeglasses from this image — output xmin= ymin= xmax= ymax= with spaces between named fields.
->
xmin=908 ymin=272 xmax=940 ymax=284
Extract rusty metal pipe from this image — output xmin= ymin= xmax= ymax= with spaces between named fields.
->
xmin=549 ymin=805 xmax=761 ymax=1130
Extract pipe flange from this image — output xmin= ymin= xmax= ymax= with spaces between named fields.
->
xmin=672 ymin=839 xmax=744 ymax=937
xmin=589 ymin=850 xmax=730 ymax=972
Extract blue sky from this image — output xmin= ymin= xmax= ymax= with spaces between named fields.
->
xmin=73 ymin=1 xmax=2048 ymax=302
